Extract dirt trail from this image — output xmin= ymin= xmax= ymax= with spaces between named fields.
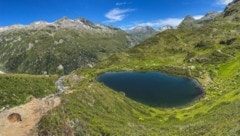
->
xmin=0 ymin=76 xmax=66 ymax=136
xmin=0 ymin=97 xmax=60 ymax=136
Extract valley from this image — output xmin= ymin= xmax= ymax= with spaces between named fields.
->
xmin=36 ymin=1 xmax=240 ymax=135
xmin=0 ymin=0 xmax=240 ymax=135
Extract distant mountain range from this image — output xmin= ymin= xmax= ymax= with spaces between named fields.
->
xmin=178 ymin=12 xmax=220 ymax=29
xmin=0 ymin=17 xmax=138 ymax=74
xmin=126 ymin=25 xmax=174 ymax=42
xmin=126 ymin=26 xmax=158 ymax=42
xmin=0 ymin=10 xmax=222 ymax=75
xmin=126 ymin=11 xmax=223 ymax=42
xmin=0 ymin=17 xmax=113 ymax=32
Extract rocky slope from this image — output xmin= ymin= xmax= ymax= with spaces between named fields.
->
xmin=127 ymin=25 xmax=174 ymax=42
xmin=178 ymin=12 xmax=220 ymax=29
xmin=126 ymin=26 xmax=157 ymax=42
xmin=158 ymin=25 xmax=174 ymax=32
xmin=0 ymin=17 xmax=137 ymax=74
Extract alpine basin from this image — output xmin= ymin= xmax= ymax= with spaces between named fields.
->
xmin=97 ymin=72 xmax=203 ymax=107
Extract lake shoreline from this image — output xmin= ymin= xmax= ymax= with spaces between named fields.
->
xmin=97 ymin=71 xmax=204 ymax=108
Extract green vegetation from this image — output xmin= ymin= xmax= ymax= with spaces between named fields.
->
xmin=0 ymin=25 xmax=136 ymax=74
xmin=0 ymin=74 xmax=57 ymax=109
xmin=37 ymin=2 xmax=240 ymax=135
xmin=0 ymin=1 xmax=239 ymax=135
xmin=37 ymin=50 xmax=240 ymax=135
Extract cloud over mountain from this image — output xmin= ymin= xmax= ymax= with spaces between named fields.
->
xmin=129 ymin=18 xmax=183 ymax=29
xmin=105 ymin=8 xmax=135 ymax=23
xmin=217 ymin=0 xmax=233 ymax=5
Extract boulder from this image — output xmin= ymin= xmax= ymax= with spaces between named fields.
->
xmin=7 ymin=113 xmax=22 ymax=123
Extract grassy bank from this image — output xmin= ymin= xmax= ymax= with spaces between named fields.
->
xmin=37 ymin=51 xmax=240 ymax=135
xmin=0 ymin=74 xmax=58 ymax=109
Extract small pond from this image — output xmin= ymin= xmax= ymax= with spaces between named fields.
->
xmin=97 ymin=72 xmax=203 ymax=108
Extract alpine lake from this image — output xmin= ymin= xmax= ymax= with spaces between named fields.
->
xmin=97 ymin=72 xmax=204 ymax=108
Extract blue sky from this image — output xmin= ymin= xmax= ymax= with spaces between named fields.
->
xmin=0 ymin=0 xmax=233 ymax=29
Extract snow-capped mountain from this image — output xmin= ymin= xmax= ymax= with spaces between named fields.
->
xmin=158 ymin=25 xmax=174 ymax=32
xmin=0 ymin=17 xmax=113 ymax=32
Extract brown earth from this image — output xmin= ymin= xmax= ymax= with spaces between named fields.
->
xmin=0 ymin=97 xmax=60 ymax=136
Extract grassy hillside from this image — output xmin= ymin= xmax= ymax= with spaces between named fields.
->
xmin=37 ymin=1 xmax=240 ymax=135
xmin=0 ymin=21 xmax=136 ymax=75
xmin=0 ymin=74 xmax=57 ymax=109
xmin=37 ymin=50 xmax=240 ymax=135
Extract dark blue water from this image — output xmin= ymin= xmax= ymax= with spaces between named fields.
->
xmin=97 ymin=72 xmax=203 ymax=107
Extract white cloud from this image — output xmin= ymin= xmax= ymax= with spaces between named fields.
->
xmin=125 ymin=14 xmax=205 ymax=29
xmin=116 ymin=2 xmax=127 ymax=6
xmin=159 ymin=18 xmax=184 ymax=26
xmin=128 ymin=18 xmax=183 ymax=29
xmin=193 ymin=15 xmax=204 ymax=20
xmin=105 ymin=8 xmax=135 ymax=23
xmin=217 ymin=0 xmax=233 ymax=5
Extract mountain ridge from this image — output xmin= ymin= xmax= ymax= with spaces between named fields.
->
xmin=127 ymin=25 xmax=174 ymax=42
xmin=0 ymin=17 xmax=117 ymax=32
xmin=0 ymin=17 xmax=138 ymax=74
xmin=178 ymin=11 xmax=221 ymax=29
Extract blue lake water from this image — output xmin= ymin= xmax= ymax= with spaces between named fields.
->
xmin=97 ymin=72 xmax=203 ymax=108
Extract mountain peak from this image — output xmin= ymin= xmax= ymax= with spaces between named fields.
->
xmin=0 ymin=24 xmax=26 ymax=32
xmin=53 ymin=16 xmax=99 ymax=30
xmin=57 ymin=16 xmax=70 ymax=21
xmin=184 ymin=15 xmax=196 ymax=21
xmin=31 ymin=21 xmax=49 ymax=25
xmin=205 ymin=11 xmax=219 ymax=17
xmin=126 ymin=26 xmax=157 ymax=43
xmin=178 ymin=11 xmax=220 ymax=29
xmin=158 ymin=25 xmax=174 ymax=32
xmin=76 ymin=17 xmax=96 ymax=27
xmin=131 ymin=26 xmax=154 ymax=32
xmin=0 ymin=17 xmax=114 ymax=32
xmin=223 ymin=0 xmax=240 ymax=17
xmin=199 ymin=11 xmax=220 ymax=22
xmin=30 ymin=21 xmax=50 ymax=27
xmin=55 ymin=16 xmax=73 ymax=24
xmin=178 ymin=15 xmax=196 ymax=29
